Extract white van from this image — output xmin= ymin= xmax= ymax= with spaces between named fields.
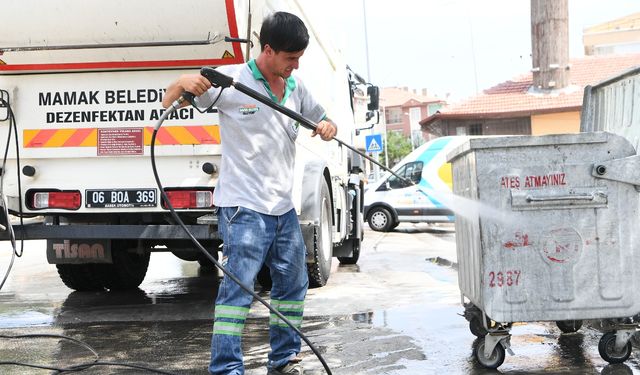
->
xmin=363 ymin=136 xmax=469 ymax=231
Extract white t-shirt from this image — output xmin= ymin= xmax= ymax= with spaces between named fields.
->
xmin=195 ymin=62 xmax=326 ymax=215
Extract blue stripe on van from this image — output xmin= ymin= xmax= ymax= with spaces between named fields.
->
xmin=415 ymin=137 xmax=452 ymax=208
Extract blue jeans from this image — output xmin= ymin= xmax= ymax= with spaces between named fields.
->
xmin=209 ymin=206 xmax=309 ymax=375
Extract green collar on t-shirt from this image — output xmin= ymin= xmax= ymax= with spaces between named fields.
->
xmin=248 ymin=59 xmax=296 ymax=105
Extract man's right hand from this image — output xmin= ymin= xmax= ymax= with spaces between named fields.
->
xmin=177 ymin=74 xmax=213 ymax=97
xmin=162 ymin=73 xmax=212 ymax=108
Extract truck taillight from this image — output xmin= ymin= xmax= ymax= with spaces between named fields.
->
xmin=162 ymin=190 xmax=213 ymax=209
xmin=32 ymin=191 xmax=81 ymax=210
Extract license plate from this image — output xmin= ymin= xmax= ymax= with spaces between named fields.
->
xmin=85 ymin=189 xmax=157 ymax=208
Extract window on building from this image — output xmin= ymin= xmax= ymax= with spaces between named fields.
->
xmin=456 ymin=126 xmax=466 ymax=135
xmin=469 ymin=123 xmax=483 ymax=135
xmin=385 ymin=108 xmax=402 ymax=124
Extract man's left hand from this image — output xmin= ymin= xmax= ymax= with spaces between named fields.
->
xmin=312 ymin=119 xmax=337 ymax=141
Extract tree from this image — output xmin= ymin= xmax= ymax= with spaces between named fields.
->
xmin=380 ymin=131 xmax=412 ymax=167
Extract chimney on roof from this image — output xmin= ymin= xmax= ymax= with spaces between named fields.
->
xmin=422 ymin=88 xmax=428 ymax=96
xmin=530 ymin=0 xmax=569 ymax=90
xmin=402 ymin=86 xmax=409 ymax=92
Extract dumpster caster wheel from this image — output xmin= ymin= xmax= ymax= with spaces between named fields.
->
xmin=599 ymin=332 xmax=632 ymax=364
xmin=556 ymin=320 xmax=583 ymax=333
xmin=474 ymin=339 xmax=505 ymax=369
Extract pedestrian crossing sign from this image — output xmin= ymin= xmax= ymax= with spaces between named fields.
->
xmin=365 ymin=134 xmax=383 ymax=153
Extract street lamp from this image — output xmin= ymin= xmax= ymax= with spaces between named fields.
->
xmin=383 ymin=112 xmax=389 ymax=168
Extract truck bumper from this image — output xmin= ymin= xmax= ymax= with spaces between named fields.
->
xmin=0 ymin=223 xmax=219 ymax=240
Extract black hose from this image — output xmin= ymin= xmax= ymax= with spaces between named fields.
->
xmin=0 ymin=95 xmax=180 ymax=375
xmin=0 ymin=333 xmax=180 ymax=374
xmin=0 ymin=93 xmax=21 ymax=291
xmin=151 ymin=106 xmax=333 ymax=375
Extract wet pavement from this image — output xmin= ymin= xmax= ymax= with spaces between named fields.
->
xmin=1 ymin=224 xmax=640 ymax=374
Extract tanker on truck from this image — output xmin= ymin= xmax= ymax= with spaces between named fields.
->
xmin=0 ymin=0 xmax=378 ymax=290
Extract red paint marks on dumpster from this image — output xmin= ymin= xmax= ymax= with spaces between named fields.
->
xmin=585 ymin=237 xmax=615 ymax=246
xmin=503 ymin=232 xmax=530 ymax=249
xmin=542 ymin=228 xmax=581 ymax=264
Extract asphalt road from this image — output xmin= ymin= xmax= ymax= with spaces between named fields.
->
xmin=0 ymin=224 xmax=639 ymax=375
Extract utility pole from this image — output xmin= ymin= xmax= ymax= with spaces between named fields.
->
xmin=362 ymin=0 xmax=371 ymax=82
xmin=531 ymin=0 xmax=569 ymax=91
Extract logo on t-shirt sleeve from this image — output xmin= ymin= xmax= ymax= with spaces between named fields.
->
xmin=239 ymin=104 xmax=259 ymax=115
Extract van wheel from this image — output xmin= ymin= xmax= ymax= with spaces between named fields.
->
xmin=307 ymin=179 xmax=333 ymax=288
xmin=368 ymin=207 xmax=394 ymax=232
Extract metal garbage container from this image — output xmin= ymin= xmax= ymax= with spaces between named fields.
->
xmin=448 ymin=131 xmax=640 ymax=368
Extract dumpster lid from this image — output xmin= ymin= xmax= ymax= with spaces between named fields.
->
xmin=447 ymin=132 xmax=610 ymax=163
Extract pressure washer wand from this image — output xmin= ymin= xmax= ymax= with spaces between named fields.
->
xmin=195 ymin=67 xmax=415 ymax=187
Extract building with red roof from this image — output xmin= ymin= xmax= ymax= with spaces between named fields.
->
xmin=380 ymin=87 xmax=446 ymax=145
xmin=420 ymin=53 xmax=640 ymax=137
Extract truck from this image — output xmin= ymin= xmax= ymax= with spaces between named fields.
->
xmin=0 ymin=0 xmax=378 ymax=291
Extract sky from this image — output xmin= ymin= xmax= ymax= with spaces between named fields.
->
xmin=309 ymin=0 xmax=639 ymax=102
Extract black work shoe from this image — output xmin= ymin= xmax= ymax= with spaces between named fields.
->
xmin=267 ymin=361 xmax=304 ymax=375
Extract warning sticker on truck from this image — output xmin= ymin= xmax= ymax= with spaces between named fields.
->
xmin=98 ymin=128 xmax=143 ymax=155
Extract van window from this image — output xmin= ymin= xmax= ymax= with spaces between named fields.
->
xmin=386 ymin=161 xmax=424 ymax=189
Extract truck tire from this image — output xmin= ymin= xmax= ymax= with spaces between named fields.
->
xmin=56 ymin=264 xmax=106 ymax=291
xmin=197 ymin=254 xmax=218 ymax=271
xmin=197 ymin=241 xmax=222 ymax=271
xmin=307 ymin=179 xmax=333 ymax=288
xmin=256 ymin=265 xmax=272 ymax=291
xmin=98 ymin=249 xmax=150 ymax=291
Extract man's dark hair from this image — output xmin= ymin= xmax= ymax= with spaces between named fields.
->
xmin=259 ymin=11 xmax=309 ymax=52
